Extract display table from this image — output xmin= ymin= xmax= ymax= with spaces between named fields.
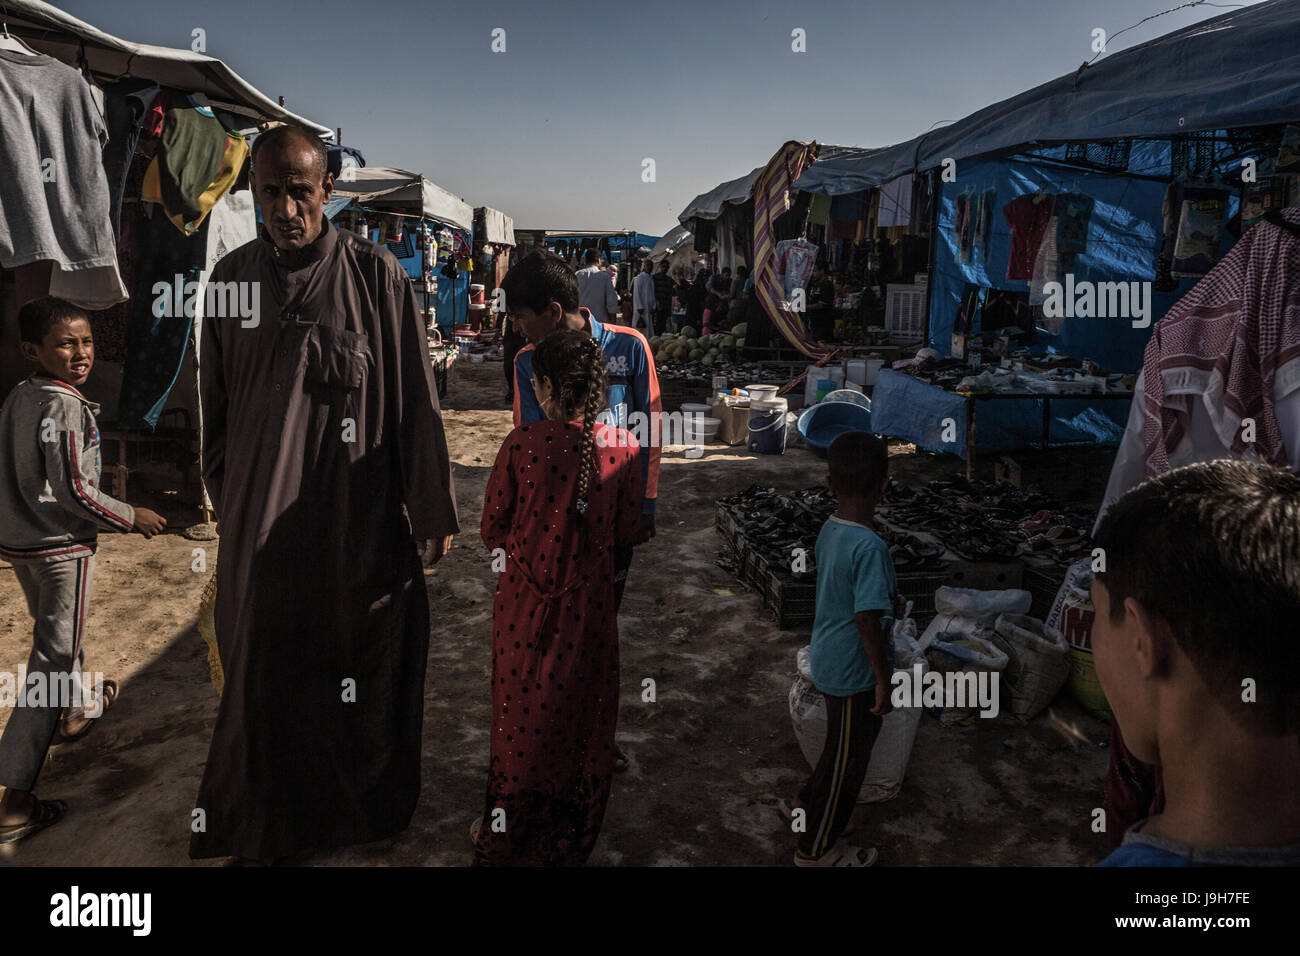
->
xmin=870 ymin=368 xmax=1133 ymax=478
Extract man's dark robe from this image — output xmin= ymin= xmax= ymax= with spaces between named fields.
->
xmin=191 ymin=217 xmax=458 ymax=859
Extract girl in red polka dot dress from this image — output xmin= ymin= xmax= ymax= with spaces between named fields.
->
xmin=475 ymin=329 xmax=644 ymax=865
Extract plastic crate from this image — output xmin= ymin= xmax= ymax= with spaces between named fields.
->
xmin=764 ymin=566 xmax=818 ymax=629
xmin=898 ymin=567 xmax=948 ymax=624
xmin=1024 ymin=563 xmax=1063 ymax=621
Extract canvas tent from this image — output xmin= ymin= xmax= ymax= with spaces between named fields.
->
xmin=0 ymin=0 xmax=330 ymax=135
xmin=790 ymin=0 xmax=1300 ymax=370
xmin=330 ymin=166 xmax=474 ymax=232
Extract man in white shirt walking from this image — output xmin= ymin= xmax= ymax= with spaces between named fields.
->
xmin=632 ymin=259 xmax=657 ymax=335
xmin=575 ymin=250 xmax=620 ymax=323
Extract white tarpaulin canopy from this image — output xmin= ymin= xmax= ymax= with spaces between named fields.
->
xmin=0 ymin=0 xmax=330 ymax=134
xmin=475 ymin=206 xmax=516 ymax=245
xmin=677 ymin=165 xmax=765 ymax=224
xmin=648 ymin=224 xmax=692 ymax=261
xmin=332 ymin=166 xmax=474 ymax=232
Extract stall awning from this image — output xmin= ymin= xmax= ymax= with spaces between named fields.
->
xmin=332 ymin=166 xmax=474 ymax=232
xmin=0 ymin=0 xmax=330 ymax=135
xmin=794 ymin=0 xmax=1300 ymax=186
xmin=648 ymin=224 xmax=692 ymax=260
xmin=677 ymin=165 xmax=765 ymax=224
xmin=475 ymin=206 xmax=516 ymax=245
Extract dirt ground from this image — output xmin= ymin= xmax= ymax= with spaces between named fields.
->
xmin=0 ymin=359 xmax=1116 ymax=867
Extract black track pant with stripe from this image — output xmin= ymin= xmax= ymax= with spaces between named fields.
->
xmin=798 ymin=689 xmax=881 ymax=859
xmin=0 ymin=555 xmax=94 ymax=791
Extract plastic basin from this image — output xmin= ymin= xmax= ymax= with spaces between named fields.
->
xmin=797 ymin=401 xmax=873 ymax=458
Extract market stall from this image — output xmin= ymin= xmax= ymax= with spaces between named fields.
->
xmin=0 ymin=0 xmax=331 ymax=512
xmin=328 ymin=165 xmax=475 ymax=341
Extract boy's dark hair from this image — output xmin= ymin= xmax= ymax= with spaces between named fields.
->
xmin=1094 ymin=459 xmax=1300 ymax=735
xmin=584 ymin=249 xmax=600 ymax=265
xmin=501 ymin=250 xmax=580 ymax=315
xmin=251 ymin=123 xmax=328 ymax=181
xmin=19 ymin=297 xmax=87 ymax=344
xmin=827 ymin=431 xmax=887 ymax=496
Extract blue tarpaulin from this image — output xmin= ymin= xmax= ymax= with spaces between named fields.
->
xmin=928 ymin=152 xmax=1240 ymax=371
xmin=793 ymin=0 xmax=1300 ymax=192
xmin=870 ymin=369 xmax=1126 ymax=459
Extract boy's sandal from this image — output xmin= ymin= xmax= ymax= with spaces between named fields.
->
xmin=0 ymin=797 xmax=67 ymax=846
xmin=57 ymin=679 xmax=118 ymax=743
xmin=794 ymin=840 xmax=877 ymax=867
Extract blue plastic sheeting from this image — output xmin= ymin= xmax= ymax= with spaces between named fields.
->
xmin=929 ymin=155 xmax=1239 ymax=371
xmin=870 ymin=369 xmax=1127 ymax=459
xmin=793 ymin=0 xmax=1300 ymax=189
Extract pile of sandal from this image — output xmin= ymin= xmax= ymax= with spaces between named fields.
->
xmin=717 ymin=484 xmax=944 ymax=577
xmin=876 ymin=477 xmax=1093 ymax=567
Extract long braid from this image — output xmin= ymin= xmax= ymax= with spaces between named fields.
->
xmin=574 ymin=337 xmax=606 ymax=522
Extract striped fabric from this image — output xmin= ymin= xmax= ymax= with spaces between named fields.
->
xmin=753 ymin=141 xmax=829 ymax=359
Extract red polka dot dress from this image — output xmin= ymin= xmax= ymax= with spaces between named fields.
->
xmin=475 ymin=419 xmax=643 ymax=865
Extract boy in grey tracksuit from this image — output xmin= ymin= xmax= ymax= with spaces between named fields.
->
xmin=0 ymin=298 xmax=165 ymax=845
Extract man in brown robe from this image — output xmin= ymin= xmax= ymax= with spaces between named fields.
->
xmin=192 ymin=125 xmax=458 ymax=862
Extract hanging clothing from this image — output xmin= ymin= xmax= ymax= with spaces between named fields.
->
xmin=191 ymin=216 xmax=459 ymax=861
xmin=0 ymin=50 xmax=128 ymax=310
xmin=475 ymin=419 xmax=643 ymax=866
xmin=1241 ymin=178 xmax=1289 ymax=227
xmin=775 ymin=237 xmax=818 ymax=301
xmin=1139 ymin=206 xmax=1300 ymax=479
xmin=1028 ymin=215 xmax=1061 ymax=311
xmin=973 ymin=188 xmax=996 ymax=263
xmin=116 ymin=206 xmax=209 ymax=429
xmin=101 ymin=78 xmax=160 ymax=241
xmin=808 ymin=193 xmax=832 ymax=227
xmin=1054 ymin=193 xmax=1093 ymax=256
xmin=877 ymin=175 xmax=913 ymax=228
xmin=1002 ymin=192 xmax=1055 ymax=281
xmin=691 ymin=218 xmax=715 ymax=252
xmin=955 ymin=193 xmax=973 ymax=264
xmin=1171 ymin=187 xmax=1228 ymax=278
xmin=141 ymin=92 xmax=248 ymax=236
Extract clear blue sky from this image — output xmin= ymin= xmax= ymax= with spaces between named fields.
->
xmin=62 ymin=0 xmax=1261 ymax=235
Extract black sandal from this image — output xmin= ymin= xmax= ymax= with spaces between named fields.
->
xmin=0 ymin=797 xmax=67 ymax=846
xmin=57 ymin=679 xmax=118 ymax=743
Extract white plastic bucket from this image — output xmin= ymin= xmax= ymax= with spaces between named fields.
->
xmin=747 ymin=384 xmax=779 ymax=402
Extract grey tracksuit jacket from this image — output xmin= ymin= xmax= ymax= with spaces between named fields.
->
xmin=0 ymin=376 xmax=135 ymax=563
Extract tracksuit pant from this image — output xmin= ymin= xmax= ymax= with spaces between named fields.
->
xmin=798 ymin=689 xmax=881 ymax=859
xmin=0 ymin=555 xmax=94 ymax=791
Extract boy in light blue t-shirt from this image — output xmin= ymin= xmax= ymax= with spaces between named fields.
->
xmin=794 ymin=431 xmax=901 ymax=867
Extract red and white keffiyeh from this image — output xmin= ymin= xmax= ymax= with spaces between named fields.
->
xmin=1143 ymin=206 xmax=1300 ymax=476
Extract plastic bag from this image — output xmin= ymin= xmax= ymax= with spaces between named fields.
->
xmin=923 ymin=632 xmax=1008 ymax=725
xmin=989 ymin=613 xmax=1070 ymax=720
xmin=934 ymin=586 xmax=1032 ymax=622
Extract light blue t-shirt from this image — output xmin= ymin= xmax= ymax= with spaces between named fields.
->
xmin=809 ymin=517 xmax=896 ymax=697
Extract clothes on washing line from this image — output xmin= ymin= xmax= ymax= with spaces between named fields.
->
xmin=1028 ymin=215 xmax=1061 ymax=312
xmin=102 ymin=78 xmax=160 ymax=242
xmin=0 ymin=51 xmax=128 ymax=310
xmin=1002 ymin=192 xmax=1054 ymax=281
xmin=141 ymin=92 xmax=249 ymax=237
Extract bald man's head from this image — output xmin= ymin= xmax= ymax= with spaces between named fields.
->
xmin=251 ymin=124 xmax=333 ymax=252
